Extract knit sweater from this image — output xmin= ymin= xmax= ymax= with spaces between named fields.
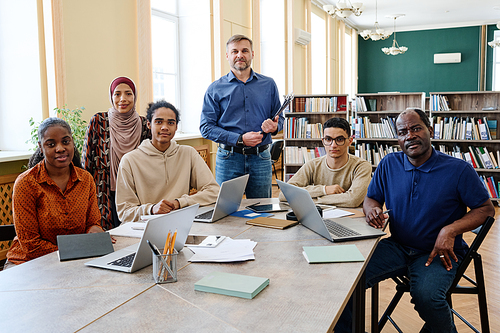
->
xmin=116 ymin=139 xmax=220 ymax=222
xmin=279 ymin=154 xmax=372 ymax=207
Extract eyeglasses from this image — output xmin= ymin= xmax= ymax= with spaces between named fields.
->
xmin=322 ymin=136 xmax=348 ymax=146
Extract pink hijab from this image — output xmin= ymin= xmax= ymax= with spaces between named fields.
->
xmin=108 ymin=77 xmax=142 ymax=191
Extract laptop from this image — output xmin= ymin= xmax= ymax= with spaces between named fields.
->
xmin=277 ymin=180 xmax=386 ymax=242
xmin=85 ymin=204 xmax=198 ymax=273
xmin=194 ymin=174 xmax=249 ymax=223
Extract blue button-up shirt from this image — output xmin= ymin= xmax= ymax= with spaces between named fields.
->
xmin=200 ymin=70 xmax=283 ymax=146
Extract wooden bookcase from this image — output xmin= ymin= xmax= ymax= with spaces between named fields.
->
xmin=283 ymin=94 xmax=349 ymax=180
xmin=353 ymin=92 xmax=426 ymax=167
xmin=429 ymin=91 xmax=500 ymax=203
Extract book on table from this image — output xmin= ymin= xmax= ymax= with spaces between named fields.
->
xmin=194 ymin=271 xmax=269 ymax=299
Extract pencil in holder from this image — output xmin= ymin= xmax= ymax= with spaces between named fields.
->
xmin=152 ymin=249 xmax=178 ymax=283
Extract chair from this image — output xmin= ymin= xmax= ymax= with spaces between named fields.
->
xmin=371 ymin=216 xmax=495 ymax=333
xmin=270 ymin=140 xmax=284 ymax=181
xmin=0 ymin=225 xmax=16 ymax=242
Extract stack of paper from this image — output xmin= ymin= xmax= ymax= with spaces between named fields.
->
xmin=302 ymin=244 xmax=365 ymax=264
xmin=188 ymin=237 xmax=257 ymax=262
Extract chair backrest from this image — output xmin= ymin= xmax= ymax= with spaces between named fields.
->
xmin=0 ymin=224 xmax=16 ymax=242
xmin=270 ymin=140 xmax=284 ymax=161
xmin=450 ymin=216 xmax=495 ymax=288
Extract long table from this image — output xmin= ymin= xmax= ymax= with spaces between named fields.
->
xmin=0 ymin=199 xmax=379 ymax=332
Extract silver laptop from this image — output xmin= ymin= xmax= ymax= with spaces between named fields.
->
xmin=85 ymin=204 xmax=198 ymax=273
xmin=277 ymin=180 xmax=386 ymax=242
xmin=194 ymin=174 xmax=249 ymax=223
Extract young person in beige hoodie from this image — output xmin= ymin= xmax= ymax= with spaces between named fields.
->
xmin=116 ymin=100 xmax=219 ymax=223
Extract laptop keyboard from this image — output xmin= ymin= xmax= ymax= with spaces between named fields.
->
xmin=324 ymin=219 xmax=361 ymax=237
xmin=107 ymin=253 xmax=136 ymax=267
xmin=195 ymin=209 xmax=214 ymax=220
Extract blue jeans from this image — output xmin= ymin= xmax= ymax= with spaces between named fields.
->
xmin=334 ymin=237 xmax=461 ymax=333
xmin=215 ymin=146 xmax=272 ymax=198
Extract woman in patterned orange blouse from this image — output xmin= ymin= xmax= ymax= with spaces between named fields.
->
xmin=5 ymin=118 xmax=106 ymax=268
xmin=82 ymin=77 xmax=150 ymax=230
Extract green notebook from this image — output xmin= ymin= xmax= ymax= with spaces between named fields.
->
xmin=302 ymin=244 xmax=365 ymax=264
xmin=194 ymin=271 xmax=269 ymax=299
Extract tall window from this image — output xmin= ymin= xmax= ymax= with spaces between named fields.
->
xmin=311 ymin=12 xmax=326 ymax=94
xmin=493 ymin=30 xmax=500 ymax=91
xmin=260 ymin=0 xmax=285 ymax=99
xmin=151 ymin=3 xmax=180 ymax=109
xmin=344 ymin=30 xmax=353 ymax=98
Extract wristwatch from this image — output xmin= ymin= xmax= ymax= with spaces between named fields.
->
xmin=236 ymin=134 xmax=244 ymax=147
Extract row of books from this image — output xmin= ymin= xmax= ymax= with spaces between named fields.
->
xmin=353 ymin=116 xmax=398 ymax=139
xmin=284 ymin=146 xmax=326 ymax=164
xmin=431 ymin=116 xmax=497 ymax=140
xmin=435 ymin=145 xmax=499 ymax=169
xmin=291 ymin=96 xmax=347 ymax=113
xmin=430 ymin=94 xmax=450 ymax=111
xmin=480 ymin=176 xmax=500 ymax=199
xmin=354 ymin=97 xmax=377 ymax=112
xmin=285 ymin=117 xmax=324 ymax=139
xmin=354 ymin=143 xmax=401 ymax=166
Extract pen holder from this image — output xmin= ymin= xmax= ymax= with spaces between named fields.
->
xmin=152 ymin=249 xmax=178 ymax=284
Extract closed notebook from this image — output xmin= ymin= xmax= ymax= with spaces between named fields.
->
xmin=246 ymin=217 xmax=298 ymax=229
xmin=57 ymin=232 xmax=114 ymax=261
xmin=302 ymin=244 xmax=365 ymax=264
xmin=194 ymin=271 xmax=269 ymax=299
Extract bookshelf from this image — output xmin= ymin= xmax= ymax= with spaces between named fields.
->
xmin=429 ymin=91 xmax=500 ymax=203
xmin=283 ymin=94 xmax=349 ymax=180
xmin=353 ymin=92 xmax=426 ymax=167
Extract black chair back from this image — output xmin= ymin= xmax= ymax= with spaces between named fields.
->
xmin=0 ymin=225 xmax=16 ymax=242
xmin=270 ymin=140 xmax=284 ymax=162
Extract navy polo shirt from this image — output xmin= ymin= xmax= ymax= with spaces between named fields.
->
xmin=367 ymin=149 xmax=489 ymax=257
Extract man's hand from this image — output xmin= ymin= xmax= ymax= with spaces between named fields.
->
xmin=242 ymin=132 xmax=263 ymax=147
xmin=425 ymin=226 xmax=457 ymax=271
xmin=365 ymin=206 xmax=388 ymax=229
xmin=325 ymin=184 xmax=346 ymax=195
xmin=261 ymin=115 xmax=279 ymax=134
xmin=152 ymin=199 xmax=180 ymax=215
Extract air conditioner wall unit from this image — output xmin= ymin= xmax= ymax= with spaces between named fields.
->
xmin=434 ymin=53 xmax=461 ymax=64
xmin=295 ymin=28 xmax=311 ymax=46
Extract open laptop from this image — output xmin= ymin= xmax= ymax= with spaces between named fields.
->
xmin=277 ymin=180 xmax=386 ymax=242
xmin=85 ymin=204 xmax=198 ymax=273
xmin=194 ymin=174 xmax=249 ymax=223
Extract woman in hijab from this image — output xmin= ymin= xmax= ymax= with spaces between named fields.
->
xmin=82 ymin=77 xmax=151 ymax=230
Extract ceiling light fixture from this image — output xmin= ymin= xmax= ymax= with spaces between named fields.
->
xmin=488 ymin=21 xmax=500 ymax=48
xmin=360 ymin=0 xmax=392 ymax=41
xmin=323 ymin=1 xmax=364 ymax=19
xmin=382 ymin=15 xmax=408 ymax=55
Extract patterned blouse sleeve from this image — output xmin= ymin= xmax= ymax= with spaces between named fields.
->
xmin=12 ymin=176 xmax=58 ymax=260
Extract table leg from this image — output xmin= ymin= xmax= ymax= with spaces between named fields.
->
xmin=352 ymin=271 xmax=366 ymax=333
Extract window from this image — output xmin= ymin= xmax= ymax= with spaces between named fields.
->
xmin=493 ymin=30 xmax=500 ymax=91
xmin=151 ymin=6 xmax=180 ymax=110
xmin=260 ymin=0 xmax=286 ymax=99
xmin=0 ymin=1 xmax=44 ymax=151
xmin=311 ymin=12 xmax=327 ymax=94
xmin=344 ymin=30 xmax=352 ymax=98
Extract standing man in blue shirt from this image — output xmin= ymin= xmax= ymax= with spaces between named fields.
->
xmin=200 ymin=34 xmax=284 ymax=198
xmin=334 ymin=108 xmax=495 ymax=333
